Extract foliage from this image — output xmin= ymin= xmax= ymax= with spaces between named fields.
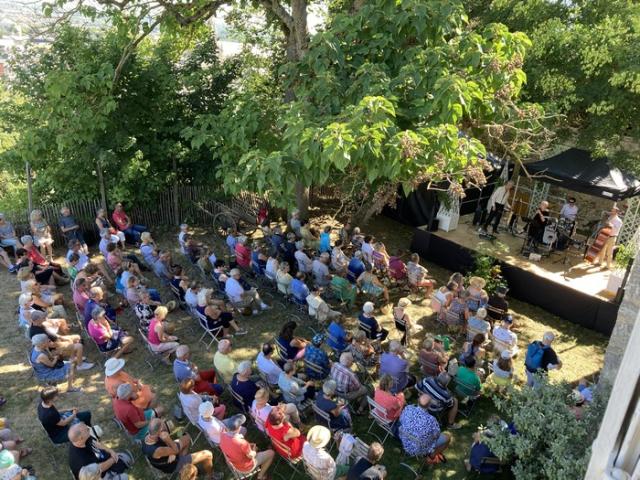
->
xmin=487 ymin=375 xmax=608 ymax=480
xmin=187 ymin=0 xmax=550 ymax=213
xmin=471 ymin=254 xmax=507 ymax=294
xmin=614 ymin=243 xmax=635 ymax=271
xmin=467 ymin=0 xmax=640 ymax=173
xmin=1 ymin=24 xmax=239 ymax=205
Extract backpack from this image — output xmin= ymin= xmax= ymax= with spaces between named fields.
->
xmin=525 ymin=341 xmax=547 ymax=371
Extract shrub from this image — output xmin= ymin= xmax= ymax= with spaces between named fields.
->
xmin=471 ymin=254 xmax=507 ymax=295
xmin=486 ymin=375 xmax=608 ymax=479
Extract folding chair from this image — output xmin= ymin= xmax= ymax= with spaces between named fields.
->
xmin=418 ymin=356 xmax=442 ymax=378
xmin=144 ymin=455 xmax=177 ymax=480
xmin=195 ymin=310 xmax=224 ymax=349
xmin=222 ymin=451 xmax=261 ymax=479
xmin=303 ymin=358 xmax=328 ymax=380
xmin=397 ymin=429 xmax=427 ymax=479
xmin=485 ymin=305 xmax=506 ymax=324
xmin=138 ymin=327 xmax=167 ymax=369
xmin=169 ymin=283 xmax=187 ymax=309
xmin=37 ymin=418 xmax=65 ymax=466
xmin=453 ymin=376 xmax=481 ymax=418
xmin=270 ymin=436 xmax=303 ymax=480
xmin=303 ymin=457 xmax=329 ymax=480
xmin=229 ymin=384 xmax=250 ymax=414
xmin=274 ymin=338 xmax=292 ymax=364
xmin=112 ymin=416 xmax=142 ymax=456
xmin=365 ymin=396 xmax=397 ymax=444
xmin=491 ymin=335 xmax=519 ymax=357
xmin=349 ymin=436 xmax=371 ymax=464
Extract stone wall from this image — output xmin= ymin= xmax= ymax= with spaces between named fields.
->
xmin=600 ymin=258 xmax=640 ymax=385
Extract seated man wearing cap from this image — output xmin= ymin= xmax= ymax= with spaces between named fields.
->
xmin=225 ymin=268 xmax=270 ymax=314
xmin=220 ymin=414 xmax=275 ymax=480
xmin=307 ymin=286 xmax=341 ymax=324
xmin=251 ymin=388 xmax=301 ymax=434
xmin=467 ymin=308 xmax=491 ymax=342
xmin=416 ymin=372 xmax=460 ymax=430
xmin=69 ymin=422 xmax=133 ymax=480
xmin=379 ymin=341 xmax=416 ymax=394
xmin=112 ymin=383 xmax=160 ymax=440
xmin=143 ymin=418 xmax=216 ymax=478
xmin=304 ymin=334 xmax=331 ymax=380
xmin=198 ymin=402 xmax=246 ymax=446
xmin=104 ymin=358 xmax=156 ymax=409
xmin=398 ymin=394 xmax=451 ymax=465
xmin=302 ymin=425 xmax=349 ymax=479
xmin=256 ymin=344 xmax=284 ymax=387
xmin=231 ymin=361 xmax=260 ymax=411
xmin=174 ymin=344 xmax=223 ymax=397
xmin=492 ymin=315 xmax=519 ymax=356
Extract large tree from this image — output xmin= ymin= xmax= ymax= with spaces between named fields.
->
xmin=467 ymin=0 xmax=640 ymax=172
xmin=2 ymin=24 xmax=238 ymax=205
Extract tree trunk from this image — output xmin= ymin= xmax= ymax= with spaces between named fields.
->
xmin=25 ymin=161 xmax=33 ymax=213
xmin=296 ymin=182 xmax=310 ymax=220
xmin=172 ymin=158 xmax=180 ymax=226
xmin=96 ymin=160 xmax=107 ymax=211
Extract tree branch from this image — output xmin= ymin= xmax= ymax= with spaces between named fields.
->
xmin=260 ymin=0 xmax=294 ymax=31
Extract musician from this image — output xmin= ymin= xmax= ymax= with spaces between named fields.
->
xmin=528 ymin=201 xmax=550 ymax=248
xmin=560 ymin=197 xmax=578 ymax=223
xmin=593 ymin=206 xmax=623 ymax=269
xmin=481 ymin=180 xmax=514 ymax=235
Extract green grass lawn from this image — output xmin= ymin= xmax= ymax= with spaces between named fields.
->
xmin=0 ymin=217 xmax=608 ymax=479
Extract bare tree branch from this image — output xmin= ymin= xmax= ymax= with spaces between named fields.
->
xmin=260 ymin=0 xmax=294 ymax=31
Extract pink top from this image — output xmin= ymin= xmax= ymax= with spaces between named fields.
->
xmin=88 ymin=320 xmax=111 ymax=344
xmin=73 ymin=289 xmax=89 ymax=311
xmin=147 ymin=318 xmax=161 ymax=345
xmin=112 ymin=210 xmax=129 ymax=231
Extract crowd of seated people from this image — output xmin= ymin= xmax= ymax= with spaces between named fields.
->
xmin=1 ymin=205 xmax=585 ymax=480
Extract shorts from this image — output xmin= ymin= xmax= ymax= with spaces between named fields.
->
xmin=433 ymin=433 xmax=449 ymax=451
xmin=175 ymin=453 xmax=193 ymax=472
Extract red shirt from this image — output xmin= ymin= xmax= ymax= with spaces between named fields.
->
xmin=112 ymin=398 xmax=144 ymax=435
xmin=374 ymin=388 xmax=406 ymax=420
xmin=220 ymin=432 xmax=255 ymax=473
xmin=235 ymin=244 xmax=251 ymax=268
xmin=112 ymin=210 xmax=129 ymax=231
xmin=27 ymin=247 xmax=46 ymax=266
xmin=265 ymin=420 xmax=304 ymax=459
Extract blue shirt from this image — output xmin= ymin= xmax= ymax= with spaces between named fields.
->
xmin=226 ymin=235 xmax=236 ymax=255
xmin=399 ymin=405 xmax=441 ymax=456
xmin=319 ymin=233 xmax=331 ymax=253
xmin=315 ymin=392 xmax=350 ymax=430
xmin=153 ymin=260 xmax=171 ymax=282
xmin=231 ymin=374 xmax=259 ymax=410
xmin=327 ymin=322 xmax=347 ymax=352
xmin=290 ymin=279 xmax=309 ymax=303
xmin=59 ymin=215 xmax=78 ymax=232
xmin=173 ymin=359 xmax=196 ymax=383
xmin=304 ymin=345 xmax=330 ymax=379
xmin=379 ymin=352 xmax=409 ymax=393
xmin=469 ymin=442 xmax=499 ymax=473
xmin=347 ymin=258 xmax=365 ymax=282
xmin=270 ymin=234 xmax=283 ymax=255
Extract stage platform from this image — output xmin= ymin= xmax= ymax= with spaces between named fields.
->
xmin=411 ymin=216 xmax=620 ymax=335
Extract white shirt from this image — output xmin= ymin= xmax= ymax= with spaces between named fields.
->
xmin=178 ymin=231 xmax=187 ymax=253
xmin=488 ymin=186 xmax=510 ymax=210
xmin=492 ymin=326 xmax=517 ymax=349
xmin=306 ymin=294 xmax=325 ymax=318
xmin=99 ymin=238 xmax=116 ymax=258
xmin=560 ymin=203 xmax=578 ymax=221
xmin=256 ymin=352 xmax=282 ymax=385
xmin=295 ymin=250 xmax=313 ymax=273
xmin=184 ymin=288 xmax=199 ymax=308
xmin=265 ymin=258 xmax=279 ymax=281
xmin=276 ymin=270 xmax=293 ymax=295
xmin=179 ymin=391 xmax=203 ymax=425
xmin=331 ymin=248 xmax=348 ymax=271
xmin=67 ymin=249 xmax=89 ymax=270
xmin=198 ymin=415 xmax=225 ymax=444
xmin=250 ymin=400 xmax=272 ymax=433
xmin=312 ymin=260 xmax=330 ymax=286
xmin=302 ymin=443 xmax=337 ymax=480
xmin=225 ymin=277 xmax=245 ymax=303
xmin=609 ymin=214 xmax=623 ymax=236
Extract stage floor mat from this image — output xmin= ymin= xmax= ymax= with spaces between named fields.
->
xmin=434 ymin=216 xmax=615 ymax=301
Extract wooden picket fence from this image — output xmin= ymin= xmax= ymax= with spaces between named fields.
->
xmin=3 ymin=186 xmax=265 ymax=246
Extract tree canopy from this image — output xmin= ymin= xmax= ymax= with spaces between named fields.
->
xmin=467 ymin=0 xmax=640 ymax=172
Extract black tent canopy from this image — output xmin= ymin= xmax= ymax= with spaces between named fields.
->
xmin=525 ymin=148 xmax=640 ymax=201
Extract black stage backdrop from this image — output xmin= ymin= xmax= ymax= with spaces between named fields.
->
xmin=411 ymin=228 xmax=618 ymax=336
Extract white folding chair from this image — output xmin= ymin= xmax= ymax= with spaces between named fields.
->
xmin=365 ymin=396 xmax=397 ymax=444
xmin=195 ymin=310 xmax=224 ymax=349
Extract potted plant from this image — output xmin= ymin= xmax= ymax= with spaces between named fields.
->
xmin=606 ymin=243 xmax=635 ymax=294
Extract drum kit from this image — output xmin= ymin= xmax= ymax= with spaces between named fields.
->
xmin=521 ymin=216 xmax=585 ymax=263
